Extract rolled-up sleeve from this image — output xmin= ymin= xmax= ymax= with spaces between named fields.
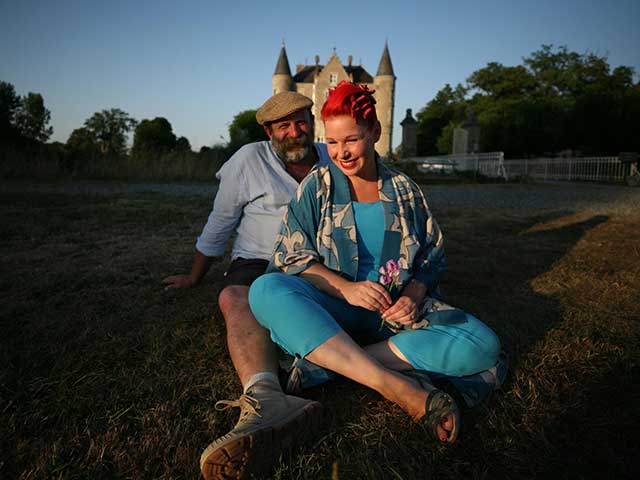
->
xmin=195 ymin=160 xmax=248 ymax=257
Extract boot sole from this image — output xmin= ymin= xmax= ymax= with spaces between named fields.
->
xmin=200 ymin=400 xmax=323 ymax=479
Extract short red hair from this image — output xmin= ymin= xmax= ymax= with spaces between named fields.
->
xmin=321 ymin=81 xmax=378 ymax=130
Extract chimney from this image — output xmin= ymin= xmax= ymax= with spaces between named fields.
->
xmin=315 ymin=55 xmax=320 ymax=65
xmin=348 ymin=55 xmax=353 ymax=67
xmin=296 ymin=64 xmax=304 ymax=72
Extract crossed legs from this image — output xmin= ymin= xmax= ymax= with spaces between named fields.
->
xmin=305 ymin=331 xmax=454 ymax=441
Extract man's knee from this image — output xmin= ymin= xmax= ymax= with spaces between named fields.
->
xmin=218 ymin=285 xmax=250 ymax=315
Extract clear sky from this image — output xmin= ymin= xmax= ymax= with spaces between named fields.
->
xmin=1 ymin=0 xmax=639 ymax=150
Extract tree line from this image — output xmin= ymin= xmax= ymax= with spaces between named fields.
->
xmin=1 ymin=79 xmax=267 ymax=178
xmin=2 ymin=44 xmax=638 ymax=178
xmin=415 ymin=45 xmax=640 ymax=158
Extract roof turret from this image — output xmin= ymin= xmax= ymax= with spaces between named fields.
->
xmin=274 ymin=43 xmax=292 ymax=76
xmin=376 ymin=42 xmax=394 ymax=76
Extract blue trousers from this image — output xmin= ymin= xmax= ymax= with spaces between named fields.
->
xmin=249 ymin=273 xmax=500 ymax=377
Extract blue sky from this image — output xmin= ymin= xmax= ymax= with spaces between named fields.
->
xmin=1 ymin=0 xmax=638 ymax=150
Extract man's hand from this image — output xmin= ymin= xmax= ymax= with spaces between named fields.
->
xmin=163 ymin=251 xmax=216 ymax=291
xmin=341 ymin=280 xmax=392 ymax=312
xmin=162 ymin=274 xmax=197 ymax=290
xmin=381 ymin=295 xmax=418 ymax=326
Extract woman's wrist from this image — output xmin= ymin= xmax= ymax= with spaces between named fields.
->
xmin=403 ymin=278 xmax=427 ymax=303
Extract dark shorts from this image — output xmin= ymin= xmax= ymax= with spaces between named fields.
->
xmin=223 ymin=257 xmax=269 ymax=287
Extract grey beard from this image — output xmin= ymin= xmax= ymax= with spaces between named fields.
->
xmin=272 ymin=133 xmax=313 ymax=164
xmin=280 ymin=145 xmax=310 ymax=163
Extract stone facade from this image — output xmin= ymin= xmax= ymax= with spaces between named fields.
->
xmin=272 ymin=44 xmax=396 ymax=158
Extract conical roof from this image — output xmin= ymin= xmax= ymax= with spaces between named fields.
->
xmin=274 ymin=45 xmax=292 ymax=76
xmin=376 ymin=42 xmax=394 ymax=76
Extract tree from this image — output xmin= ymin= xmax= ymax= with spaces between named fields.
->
xmin=67 ymin=127 xmax=97 ymax=152
xmin=0 ymin=81 xmax=21 ymax=139
xmin=175 ymin=136 xmax=191 ymax=152
xmin=84 ymin=108 xmax=137 ymax=156
xmin=415 ymin=45 xmax=639 ymax=157
xmin=227 ymin=109 xmax=268 ymax=152
xmin=415 ymin=84 xmax=467 ymax=156
xmin=467 ymin=63 xmax=536 ymax=100
xmin=15 ymin=92 xmax=53 ymax=142
xmin=131 ymin=117 xmax=176 ymax=158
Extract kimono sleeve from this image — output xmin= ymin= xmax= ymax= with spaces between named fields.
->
xmin=411 ymin=187 xmax=447 ymax=292
xmin=269 ymin=174 xmax=321 ymax=275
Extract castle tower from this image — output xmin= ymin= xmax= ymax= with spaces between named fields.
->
xmin=400 ymin=108 xmax=417 ymax=157
xmin=270 ymin=43 xmax=395 ymax=158
xmin=272 ymin=43 xmax=293 ymax=95
xmin=373 ymin=42 xmax=396 ymax=158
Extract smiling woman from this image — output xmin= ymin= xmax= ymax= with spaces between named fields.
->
xmin=248 ymin=81 xmax=505 ymax=446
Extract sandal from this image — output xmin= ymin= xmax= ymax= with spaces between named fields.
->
xmin=404 ymin=370 xmax=460 ymax=444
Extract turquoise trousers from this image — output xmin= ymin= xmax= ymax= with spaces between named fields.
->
xmin=249 ymin=273 xmax=500 ymax=377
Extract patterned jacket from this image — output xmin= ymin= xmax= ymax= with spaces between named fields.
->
xmin=268 ymin=158 xmax=446 ymax=297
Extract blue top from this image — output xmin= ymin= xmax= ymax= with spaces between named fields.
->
xmin=196 ymin=141 xmax=330 ymax=260
xmin=352 ymin=201 xmax=385 ymax=282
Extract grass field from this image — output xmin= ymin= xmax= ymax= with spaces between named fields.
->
xmin=1 ymin=188 xmax=639 ymax=479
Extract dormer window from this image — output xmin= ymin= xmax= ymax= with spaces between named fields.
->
xmin=329 ymin=73 xmax=338 ymax=86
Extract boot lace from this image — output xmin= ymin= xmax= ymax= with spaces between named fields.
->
xmin=215 ymin=394 xmax=262 ymax=422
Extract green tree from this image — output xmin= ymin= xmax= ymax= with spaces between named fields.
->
xmin=131 ymin=117 xmax=176 ymax=158
xmin=175 ymin=136 xmax=191 ymax=152
xmin=67 ymin=127 xmax=98 ymax=152
xmin=436 ymin=121 xmax=463 ymax=154
xmin=227 ymin=109 xmax=268 ymax=152
xmin=0 ymin=81 xmax=21 ymax=139
xmin=416 ymin=45 xmax=638 ymax=157
xmin=415 ymin=84 xmax=467 ymax=156
xmin=84 ymin=108 xmax=137 ymax=156
xmin=467 ymin=63 xmax=536 ymax=100
xmin=16 ymin=93 xmax=53 ymax=142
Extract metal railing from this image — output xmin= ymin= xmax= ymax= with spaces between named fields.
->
xmin=404 ymin=153 xmax=627 ymax=183
xmin=406 ymin=152 xmax=507 ymax=179
xmin=503 ymin=157 xmax=624 ymax=182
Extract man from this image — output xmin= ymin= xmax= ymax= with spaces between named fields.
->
xmin=163 ymin=92 xmax=329 ymax=479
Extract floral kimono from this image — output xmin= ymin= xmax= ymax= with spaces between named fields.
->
xmin=268 ymin=159 xmax=469 ymax=330
xmin=263 ymin=159 xmax=506 ymax=406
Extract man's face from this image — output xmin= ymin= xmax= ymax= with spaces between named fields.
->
xmin=265 ymin=109 xmax=314 ymax=163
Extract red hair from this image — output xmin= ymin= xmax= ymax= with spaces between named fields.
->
xmin=321 ymin=81 xmax=378 ymax=130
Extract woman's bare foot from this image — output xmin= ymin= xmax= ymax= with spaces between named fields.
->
xmin=393 ymin=376 xmax=456 ymax=442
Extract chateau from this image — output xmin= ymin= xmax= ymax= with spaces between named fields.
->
xmin=272 ymin=43 xmax=396 ymax=158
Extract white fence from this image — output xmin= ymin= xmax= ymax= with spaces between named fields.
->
xmin=503 ymin=157 xmax=625 ymax=182
xmin=406 ymin=152 xmax=507 ymax=179
xmin=405 ymin=153 xmax=628 ymax=183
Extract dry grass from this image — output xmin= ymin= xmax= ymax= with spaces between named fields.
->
xmin=1 ymin=190 xmax=639 ymax=479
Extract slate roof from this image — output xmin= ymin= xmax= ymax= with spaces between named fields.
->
xmin=292 ymin=64 xmax=374 ymax=84
xmin=274 ymin=46 xmax=292 ymax=75
xmin=376 ymin=43 xmax=394 ymax=76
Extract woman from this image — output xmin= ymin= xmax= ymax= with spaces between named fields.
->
xmin=249 ymin=81 xmax=501 ymax=443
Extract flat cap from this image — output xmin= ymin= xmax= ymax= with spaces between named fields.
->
xmin=256 ymin=91 xmax=313 ymax=126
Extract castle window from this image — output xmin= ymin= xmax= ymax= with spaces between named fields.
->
xmin=329 ymin=73 xmax=338 ymax=86
xmin=324 ymin=89 xmax=329 ymax=100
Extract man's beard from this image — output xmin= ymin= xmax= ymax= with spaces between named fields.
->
xmin=272 ymin=131 xmax=314 ymax=164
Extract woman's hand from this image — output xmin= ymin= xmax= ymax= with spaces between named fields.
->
xmin=381 ymin=295 xmax=418 ymax=326
xmin=341 ymin=280 xmax=392 ymax=312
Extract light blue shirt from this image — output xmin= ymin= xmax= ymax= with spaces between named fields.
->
xmin=196 ymin=141 xmax=330 ymax=260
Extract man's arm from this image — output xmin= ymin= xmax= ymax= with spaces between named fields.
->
xmin=163 ymin=250 xmax=217 ymax=290
xmin=163 ymin=148 xmax=249 ymax=290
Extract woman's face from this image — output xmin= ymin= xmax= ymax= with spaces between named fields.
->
xmin=324 ymin=115 xmax=381 ymax=179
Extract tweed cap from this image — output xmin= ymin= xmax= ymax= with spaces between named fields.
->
xmin=256 ymin=91 xmax=313 ymax=126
